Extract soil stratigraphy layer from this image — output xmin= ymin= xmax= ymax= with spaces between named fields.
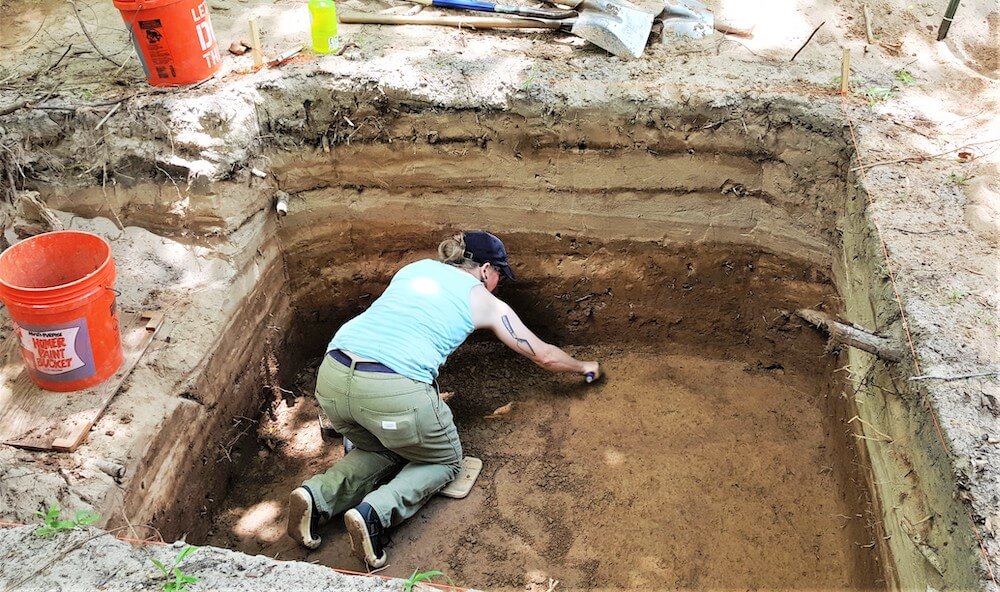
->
xmin=202 ymin=343 xmax=881 ymax=590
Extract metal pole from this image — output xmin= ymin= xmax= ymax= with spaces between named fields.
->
xmin=936 ymin=0 xmax=961 ymax=41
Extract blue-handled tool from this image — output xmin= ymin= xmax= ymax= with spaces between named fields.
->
xmin=585 ymin=372 xmax=596 ymax=383
xmin=410 ymin=0 xmax=577 ymax=19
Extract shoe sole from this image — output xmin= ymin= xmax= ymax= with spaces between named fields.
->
xmin=287 ymin=488 xmax=321 ymax=549
xmin=344 ymin=509 xmax=387 ymax=569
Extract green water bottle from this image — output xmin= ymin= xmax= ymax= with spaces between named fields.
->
xmin=308 ymin=0 xmax=340 ymax=54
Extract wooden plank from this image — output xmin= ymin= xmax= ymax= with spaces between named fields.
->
xmin=0 ymin=311 xmax=163 ymax=452
xmin=249 ymin=18 xmax=264 ymax=68
xmin=862 ymin=3 xmax=874 ymax=44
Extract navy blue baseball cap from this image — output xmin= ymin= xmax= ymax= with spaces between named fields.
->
xmin=464 ymin=231 xmax=515 ymax=280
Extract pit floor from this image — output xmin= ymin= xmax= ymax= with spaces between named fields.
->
xmin=201 ymin=341 xmax=881 ymax=590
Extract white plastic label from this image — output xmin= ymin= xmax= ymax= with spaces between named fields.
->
xmin=17 ymin=327 xmax=85 ymax=375
xmin=381 ymin=420 xmax=397 ymax=430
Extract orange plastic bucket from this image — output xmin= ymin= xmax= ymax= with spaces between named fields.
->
xmin=113 ymin=0 xmax=221 ymax=87
xmin=0 ymin=232 xmax=123 ymax=392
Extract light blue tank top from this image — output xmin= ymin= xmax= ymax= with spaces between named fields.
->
xmin=328 ymin=259 xmax=482 ymax=383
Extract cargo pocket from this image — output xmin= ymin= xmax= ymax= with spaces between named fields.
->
xmin=360 ymin=407 xmax=421 ymax=449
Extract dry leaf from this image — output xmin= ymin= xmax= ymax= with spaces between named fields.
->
xmin=485 ymin=402 xmax=514 ymax=418
xmin=957 ymin=151 xmax=974 ymax=162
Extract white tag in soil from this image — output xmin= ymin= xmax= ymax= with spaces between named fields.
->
xmin=439 ymin=456 xmax=482 ymax=499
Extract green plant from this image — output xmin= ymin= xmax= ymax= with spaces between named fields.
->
xmin=895 ymin=68 xmax=915 ymax=85
xmin=403 ymin=569 xmax=454 ymax=592
xmin=521 ymin=66 xmax=538 ymax=91
xmin=832 ymin=74 xmax=851 ymax=86
xmin=948 ymin=172 xmax=970 ymax=185
xmin=945 ymin=288 xmax=968 ymax=304
xmin=34 ymin=504 xmax=99 ymax=537
xmin=863 ymin=86 xmax=894 ymax=106
xmin=151 ymin=546 xmax=199 ymax=592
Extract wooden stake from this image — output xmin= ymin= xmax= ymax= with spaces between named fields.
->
xmin=862 ymin=3 xmax=874 ymax=44
xmin=249 ymin=18 xmax=264 ymax=68
xmin=841 ymin=47 xmax=851 ymax=95
xmin=796 ymin=309 xmax=904 ymax=362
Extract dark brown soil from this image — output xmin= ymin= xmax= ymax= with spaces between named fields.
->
xmin=201 ymin=338 xmax=883 ymax=590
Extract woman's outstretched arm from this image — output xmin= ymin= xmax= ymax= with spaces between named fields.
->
xmin=470 ymin=286 xmax=600 ymax=379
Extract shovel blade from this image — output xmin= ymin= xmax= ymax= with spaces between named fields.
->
xmin=659 ymin=0 xmax=714 ymax=39
xmin=571 ymin=0 xmax=654 ymax=58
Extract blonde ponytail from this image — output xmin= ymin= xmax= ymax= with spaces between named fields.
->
xmin=438 ymin=233 xmax=479 ymax=270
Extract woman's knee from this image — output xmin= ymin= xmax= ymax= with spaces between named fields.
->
xmin=444 ymin=457 xmax=463 ymax=480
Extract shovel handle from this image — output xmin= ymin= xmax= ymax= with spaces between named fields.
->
xmin=714 ymin=20 xmax=753 ymax=37
xmin=411 ymin=0 xmax=575 ymax=18
xmin=339 ymin=10 xmax=565 ymax=27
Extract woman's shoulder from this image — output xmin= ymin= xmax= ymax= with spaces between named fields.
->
xmin=398 ymin=258 xmax=441 ymax=273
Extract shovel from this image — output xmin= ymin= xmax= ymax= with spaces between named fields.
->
xmin=339 ymin=12 xmax=566 ymax=29
xmin=658 ymin=0 xmax=752 ymax=39
xmin=562 ymin=0 xmax=654 ymax=58
xmin=343 ymin=0 xmax=652 ymax=58
xmin=409 ymin=0 xmax=576 ymax=19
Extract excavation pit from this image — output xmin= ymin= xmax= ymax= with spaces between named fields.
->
xmin=197 ymin=239 xmax=882 ymax=590
xmin=3 ymin=92 xmax=990 ymax=591
xmin=146 ymin=101 xmax=895 ymax=587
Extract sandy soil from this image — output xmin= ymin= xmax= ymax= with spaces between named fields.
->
xmin=0 ymin=0 xmax=997 ymax=586
xmin=203 ymin=340 xmax=881 ymax=590
xmin=0 ymin=525 xmax=401 ymax=592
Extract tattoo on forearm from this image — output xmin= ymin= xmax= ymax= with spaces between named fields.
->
xmin=502 ymin=315 xmax=536 ymax=356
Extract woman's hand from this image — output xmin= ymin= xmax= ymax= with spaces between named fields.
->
xmin=581 ymin=361 xmax=601 ymax=382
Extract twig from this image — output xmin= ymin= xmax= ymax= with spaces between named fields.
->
xmin=910 ymin=371 xmax=999 ymax=382
xmin=841 ymin=48 xmax=850 ymax=95
xmin=0 ymin=12 xmax=47 ymax=50
xmin=120 ymin=506 xmax=139 ymax=540
xmin=0 ymin=99 xmax=31 ymax=118
xmin=0 ymin=83 xmax=61 ymax=117
xmin=101 ymin=161 xmax=126 ymax=231
xmin=790 ymin=21 xmax=824 ymax=62
xmin=94 ymin=101 xmax=121 ymax=130
xmin=67 ymin=0 xmax=122 ymax=67
xmin=796 ymin=308 xmax=904 ymax=362
xmin=850 ymin=138 xmax=1000 ymax=171
xmin=848 ymin=415 xmax=894 ymax=443
xmin=48 ymin=44 xmax=75 ymax=73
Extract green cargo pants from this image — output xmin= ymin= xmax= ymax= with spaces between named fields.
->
xmin=302 ymin=354 xmax=463 ymax=529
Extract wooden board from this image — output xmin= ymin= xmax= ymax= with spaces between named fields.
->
xmin=440 ymin=456 xmax=482 ymax=499
xmin=0 ymin=311 xmax=163 ymax=452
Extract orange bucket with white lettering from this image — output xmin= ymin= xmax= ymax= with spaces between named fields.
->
xmin=113 ymin=0 xmax=221 ymax=87
xmin=0 ymin=231 xmax=123 ymax=392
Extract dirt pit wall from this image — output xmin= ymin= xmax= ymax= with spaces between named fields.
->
xmin=200 ymin=220 xmax=887 ymax=588
xmin=1 ymin=98 xmax=985 ymax=590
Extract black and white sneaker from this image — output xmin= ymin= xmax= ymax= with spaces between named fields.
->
xmin=287 ymin=486 xmax=321 ymax=549
xmin=344 ymin=502 xmax=387 ymax=568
